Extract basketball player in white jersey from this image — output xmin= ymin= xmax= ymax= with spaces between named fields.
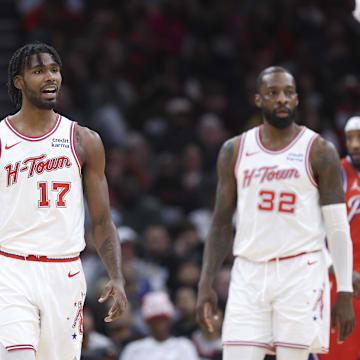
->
xmin=0 ymin=43 xmax=127 ymax=360
xmin=196 ymin=66 xmax=355 ymax=360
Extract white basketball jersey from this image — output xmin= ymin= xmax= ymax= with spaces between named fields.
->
xmin=233 ymin=125 xmax=325 ymax=261
xmin=0 ymin=114 xmax=85 ymax=255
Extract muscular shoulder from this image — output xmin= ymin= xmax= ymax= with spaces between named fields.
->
xmin=218 ymin=136 xmax=241 ymax=168
xmin=75 ymin=125 xmax=104 ymax=167
xmin=214 ymin=135 xmax=241 ymax=184
xmin=310 ymin=136 xmax=340 ymax=178
xmin=310 ymin=136 xmax=344 ymax=204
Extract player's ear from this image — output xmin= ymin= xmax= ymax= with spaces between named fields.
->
xmin=13 ymin=75 xmax=23 ymax=91
xmin=254 ymin=93 xmax=262 ymax=109
xmin=294 ymin=93 xmax=299 ymax=107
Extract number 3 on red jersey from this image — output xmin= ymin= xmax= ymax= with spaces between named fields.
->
xmin=258 ymin=190 xmax=296 ymax=214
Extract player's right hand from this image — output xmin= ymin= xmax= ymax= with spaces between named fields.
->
xmin=196 ymin=283 xmax=219 ymax=333
xmin=331 ymin=291 xmax=355 ymax=343
xmin=98 ymin=279 xmax=127 ymax=322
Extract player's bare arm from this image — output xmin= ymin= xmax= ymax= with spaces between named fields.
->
xmin=311 ymin=137 xmax=355 ymax=342
xmin=77 ymin=125 xmax=127 ymax=322
xmin=311 ymin=137 xmax=344 ymax=206
xmin=197 ymin=137 xmax=239 ymax=332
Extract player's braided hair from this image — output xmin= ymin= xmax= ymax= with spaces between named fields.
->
xmin=7 ymin=42 xmax=62 ymax=109
xmin=255 ymin=66 xmax=293 ymax=94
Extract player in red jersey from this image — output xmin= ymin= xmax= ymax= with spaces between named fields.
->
xmin=321 ymin=116 xmax=360 ymax=360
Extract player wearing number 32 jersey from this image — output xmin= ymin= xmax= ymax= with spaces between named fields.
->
xmin=0 ymin=43 xmax=127 ymax=360
xmin=233 ymin=125 xmax=321 ymax=260
xmin=196 ymin=67 xmax=355 ymax=360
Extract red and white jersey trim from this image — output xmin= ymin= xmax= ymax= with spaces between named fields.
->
xmin=223 ymin=340 xmax=328 ymax=353
xmin=256 ymin=125 xmax=306 ymax=154
xmin=5 ymin=114 xmax=61 ymax=141
xmin=223 ymin=340 xmax=275 ymax=352
xmin=305 ymin=134 xmax=319 ymax=188
xmin=6 ymin=344 xmax=36 ymax=352
xmin=274 ymin=341 xmax=328 ymax=353
xmin=70 ymin=121 xmax=82 ymax=175
xmin=234 ymin=133 xmax=246 ymax=175
xmin=273 ymin=341 xmax=309 ymax=350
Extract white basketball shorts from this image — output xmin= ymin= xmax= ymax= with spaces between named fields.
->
xmin=0 ymin=251 xmax=86 ymax=359
xmin=222 ymin=250 xmax=330 ymax=354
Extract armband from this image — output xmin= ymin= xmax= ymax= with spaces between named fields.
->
xmin=321 ymin=203 xmax=353 ymax=292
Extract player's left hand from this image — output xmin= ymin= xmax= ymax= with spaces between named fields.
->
xmin=98 ymin=279 xmax=127 ymax=322
xmin=331 ymin=291 xmax=355 ymax=343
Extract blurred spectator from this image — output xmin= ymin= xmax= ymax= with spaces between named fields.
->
xmin=173 ymin=221 xmax=203 ymax=262
xmin=117 ymin=225 xmax=168 ymax=306
xmin=120 ymin=291 xmax=199 ymax=360
xmin=175 ymin=260 xmax=201 ymax=290
xmin=105 ymin=145 xmax=127 ymax=206
xmin=7 ymin=1 xmax=360 ymax=358
xmin=91 ymin=89 xmax=128 ymax=148
xmin=178 ymin=143 xmax=206 ymax=212
xmin=140 ymin=224 xmax=181 ymax=292
xmin=125 ymin=132 xmax=154 ymax=192
xmin=151 ymin=152 xmax=183 ymax=219
xmin=162 ymin=97 xmax=196 ymax=153
xmin=105 ymin=302 xmax=142 ymax=356
xmin=81 ymin=307 xmax=117 ymax=360
xmin=197 ymin=113 xmax=227 ymax=173
xmin=172 ymin=287 xmax=198 ymax=337
xmin=116 ymin=176 xmax=163 ymax=233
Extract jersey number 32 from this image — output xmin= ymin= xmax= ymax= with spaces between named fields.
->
xmin=258 ymin=190 xmax=296 ymax=214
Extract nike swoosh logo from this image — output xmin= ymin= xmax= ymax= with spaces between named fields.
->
xmin=5 ymin=141 xmax=21 ymax=150
xmin=246 ymin=151 xmax=259 ymax=156
xmin=307 ymin=260 xmax=317 ymax=266
xmin=68 ymin=271 xmax=80 ymax=278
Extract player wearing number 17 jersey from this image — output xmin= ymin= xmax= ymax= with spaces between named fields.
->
xmin=196 ymin=66 xmax=355 ymax=360
xmin=0 ymin=114 xmax=84 ymax=254
xmin=0 ymin=43 xmax=127 ymax=360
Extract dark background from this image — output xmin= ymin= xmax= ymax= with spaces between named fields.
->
xmin=1 ymin=1 xmax=358 ymax=359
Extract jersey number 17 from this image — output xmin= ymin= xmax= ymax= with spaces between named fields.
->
xmin=38 ymin=181 xmax=71 ymax=208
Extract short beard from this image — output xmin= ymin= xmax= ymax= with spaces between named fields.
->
xmin=350 ymin=155 xmax=360 ymax=171
xmin=263 ymin=108 xmax=295 ymax=129
xmin=23 ymin=81 xmax=57 ymax=110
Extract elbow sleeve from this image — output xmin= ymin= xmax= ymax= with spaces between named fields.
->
xmin=321 ymin=203 xmax=353 ymax=293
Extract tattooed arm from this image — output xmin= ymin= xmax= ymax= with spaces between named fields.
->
xmin=311 ymin=137 xmax=345 ymax=206
xmin=78 ymin=126 xmax=127 ymax=322
xmin=196 ymin=137 xmax=239 ymax=332
xmin=311 ymin=137 xmax=355 ymax=342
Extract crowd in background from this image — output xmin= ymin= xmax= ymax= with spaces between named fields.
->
xmin=5 ymin=0 xmax=360 ymax=358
